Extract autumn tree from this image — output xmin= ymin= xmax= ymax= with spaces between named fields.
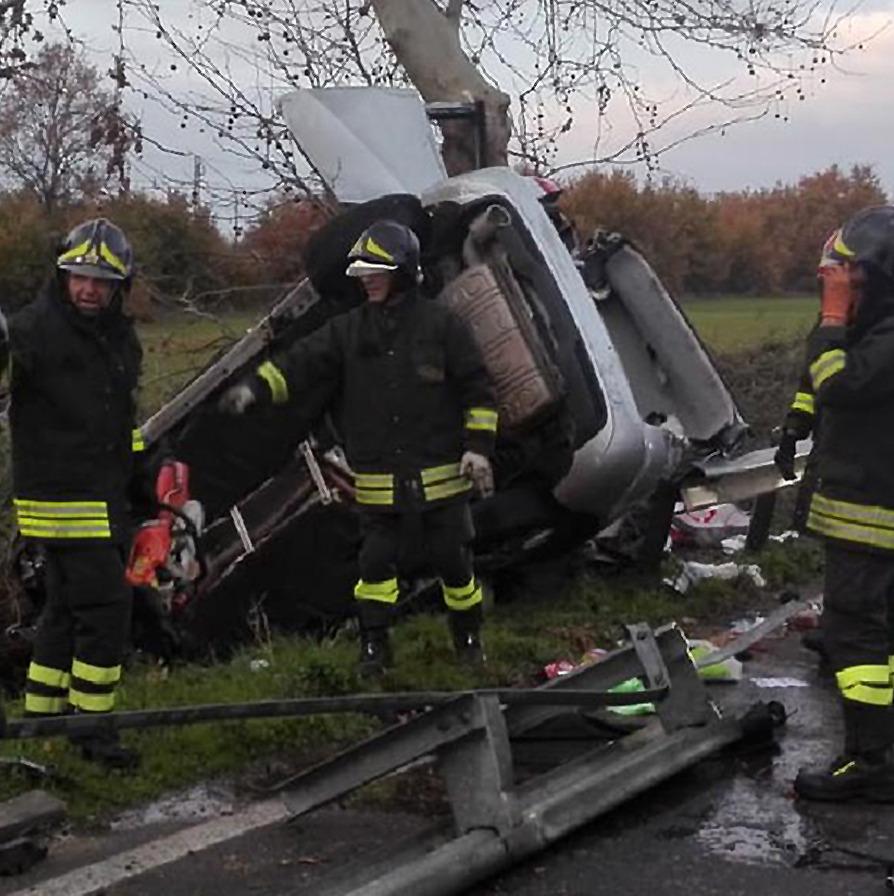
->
xmin=0 ymin=42 xmax=136 ymax=209
xmin=116 ymin=0 xmax=850 ymax=202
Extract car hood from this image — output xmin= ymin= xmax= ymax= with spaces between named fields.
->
xmin=278 ymin=87 xmax=447 ymax=203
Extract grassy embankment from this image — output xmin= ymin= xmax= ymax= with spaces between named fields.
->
xmin=0 ymin=297 xmax=823 ymax=822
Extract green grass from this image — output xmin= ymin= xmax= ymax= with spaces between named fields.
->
xmin=682 ymin=295 xmax=816 ymax=354
xmin=0 ymin=535 xmax=823 ymax=822
xmin=137 ymin=310 xmax=259 ymax=416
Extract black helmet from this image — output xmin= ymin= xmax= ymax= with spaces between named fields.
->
xmin=345 ymin=219 xmax=421 ymax=286
xmin=57 ymin=218 xmax=134 ymax=282
xmin=827 ymin=205 xmax=894 ymax=281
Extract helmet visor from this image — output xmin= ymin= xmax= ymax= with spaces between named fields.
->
xmin=345 ymin=259 xmax=398 ymax=277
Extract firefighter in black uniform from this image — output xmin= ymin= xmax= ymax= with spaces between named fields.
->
xmin=6 ymin=219 xmax=145 ymax=769
xmin=794 ymin=205 xmax=894 ymax=800
xmin=220 ymin=220 xmax=498 ymax=675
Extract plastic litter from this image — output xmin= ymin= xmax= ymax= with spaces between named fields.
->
xmin=607 ymin=678 xmax=655 ymax=715
xmin=688 ymin=639 xmax=743 ymax=682
xmin=670 ymin=503 xmax=751 ymax=548
xmin=666 ymin=561 xmax=766 ymax=594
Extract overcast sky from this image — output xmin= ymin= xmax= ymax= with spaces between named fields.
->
xmin=48 ymin=0 xmax=894 ymax=226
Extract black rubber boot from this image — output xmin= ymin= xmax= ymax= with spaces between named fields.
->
xmin=70 ymin=727 xmax=140 ymax=772
xmin=794 ymin=751 xmax=894 ymax=802
xmin=356 ymin=601 xmax=393 ymax=678
xmin=448 ymin=605 xmax=485 ymax=666
xmin=357 ymin=627 xmax=393 ymax=679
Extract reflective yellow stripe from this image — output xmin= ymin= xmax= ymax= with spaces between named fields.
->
xmin=27 ymin=662 xmax=70 ymax=689
xmin=807 ymin=509 xmax=894 ymax=551
xmin=362 ymin=236 xmax=395 ymax=263
xmin=424 ymin=478 xmax=471 ymax=502
xmin=69 ymin=689 xmax=115 ymax=712
xmin=99 ymin=241 xmax=127 ymax=275
xmin=355 ymin=489 xmax=395 ymax=506
xmin=17 ymin=519 xmax=111 ymax=539
xmin=58 ymin=239 xmax=92 ymax=264
xmin=790 ymin=391 xmax=814 ymax=415
xmin=72 ymin=659 xmax=121 ymax=685
xmin=132 ymin=428 xmax=145 ymax=453
xmin=833 ymin=234 xmax=855 ymax=258
xmin=421 ymin=463 xmax=461 ymax=484
xmin=24 ymin=693 xmax=66 ymax=714
xmin=464 ymin=407 xmax=499 ymax=432
xmin=354 ymin=472 xmax=394 ymax=487
xmin=14 ymin=499 xmax=109 ymax=517
xmin=841 ymin=683 xmax=893 ymax=707
xmin=354 ymin=578 xmax=399 ymax=604
xmin=833 ymin=759 xmax=856 ymax=777
xmin=837 ymin=664 xmax=892 ymax=690
xmin=257 ymin=360 xmax=289 ymax=404
xmin=809 ymin=349 xmax=846 ymax=390
xmin=442 ymin=578 xmax=482 ymax=611
xmin=812 ymin=494 xmax=894 ymax=531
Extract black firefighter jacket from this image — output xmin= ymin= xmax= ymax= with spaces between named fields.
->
xmin=8 ymin=281 xmax=145 ymax=545
xmin=253 ymin=289 xmax=498 ymax=512
xmin=806 ymin=288 xmax=894 ymax=553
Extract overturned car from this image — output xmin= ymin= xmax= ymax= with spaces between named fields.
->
xmin=9 ymin=89 xmax=804 ymax=663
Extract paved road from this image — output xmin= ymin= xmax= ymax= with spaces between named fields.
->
xmin=4 ymin=624 xmax=894 ymax=896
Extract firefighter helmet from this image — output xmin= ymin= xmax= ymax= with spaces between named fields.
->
xmin=57 ymin=218 xmax=134 ymax=282
xmin=345 ymin=220 xmax=421 ymax=285
xmin=828 ymin=206 xmax=894 ymax=281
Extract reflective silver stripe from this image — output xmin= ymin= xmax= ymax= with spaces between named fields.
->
xmin=809 ymin=349 xmax=846 ymax=390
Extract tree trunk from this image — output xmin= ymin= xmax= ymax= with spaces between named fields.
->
xmin=370 ymin=0 xmax=510 ymax=176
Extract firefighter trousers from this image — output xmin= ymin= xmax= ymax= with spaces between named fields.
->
xmin=24 ymin=544 xmax=132 ymax=716
xmin=354 ymin=501 xmax=481 ymax=627
xmin=823 ymin=542 xmax=894 ymax=755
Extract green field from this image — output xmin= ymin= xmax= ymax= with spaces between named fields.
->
xmin=682 ymin=295 xmax=816 ymax=354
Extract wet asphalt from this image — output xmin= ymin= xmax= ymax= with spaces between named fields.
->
xmin=4 ymin=622 xmax=894 ymax=896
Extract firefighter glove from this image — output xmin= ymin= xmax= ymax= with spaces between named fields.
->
xmin=818 ymin=264 xmax=858 ymax=325
xmin=773 ymin=430 xmax=798 ymax=482
xmin=218 ymin=382 xmax=257 ymax=415
xmin=460 ymin=451 xmax=494 ymax=498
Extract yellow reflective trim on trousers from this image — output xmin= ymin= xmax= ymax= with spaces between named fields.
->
xmin=14 ymin=499 xmax=109 ymax=517
xmin=807 ymin=509 xmax=894 ymax=551
xmin=421 ymin=463 xmax=461 ymax=484
xmin=17 ymin=519 xmax=111 ymax=539
xmin=812 ymin=494 xmax=894 ymax=531
xmin=72 ymin=658 xmax=121 ymax=685
xmin=257 ymin=360 xmax=289 ymax=404
xmin=790 ymin=391 xmax=815 ymax=415
xmin=69 ymin=689 xmax=115 ymax=712
xmin=355 ymin=472 xmax=394 ymax=487
xmin=27 ymin=662 xmax=70 ymax=689
xmin=354 ymin=578 xmax=399 ymax=604
xmin=442 ymin=578 xmax=482 ymax=611
xmin=809 ymin=349 xmax=846 ymax=390
xmin=836 ymin=664 xmax=891 ymax=690
xmin=464 ymin=408 xmax=498 ymax=432
xmin=355 ymin=489 xmax=394 ymax=506
xmin=132 ymin=428 xmax=145 ymax=452
xmin=24 ymin=693 xmax=66 ymax=714
xmin=424 ymin=478 xmax=471 ymax=502
xmin=840 ymin=683 xmax=893 ymax=707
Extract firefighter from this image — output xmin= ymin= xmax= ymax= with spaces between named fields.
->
xmin=794 ymin=205 xmax=894 ymax=801
xmin=6 ymin=218 xmax=144 ymax=769
xmin=220 ymin=219 xmax=498 ymax=675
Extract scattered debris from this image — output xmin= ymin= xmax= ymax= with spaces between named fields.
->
xmin=671 ymin=504 xmax=751 ymax=548
xmin=666 ymin=560 xmax=766 ymax=594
